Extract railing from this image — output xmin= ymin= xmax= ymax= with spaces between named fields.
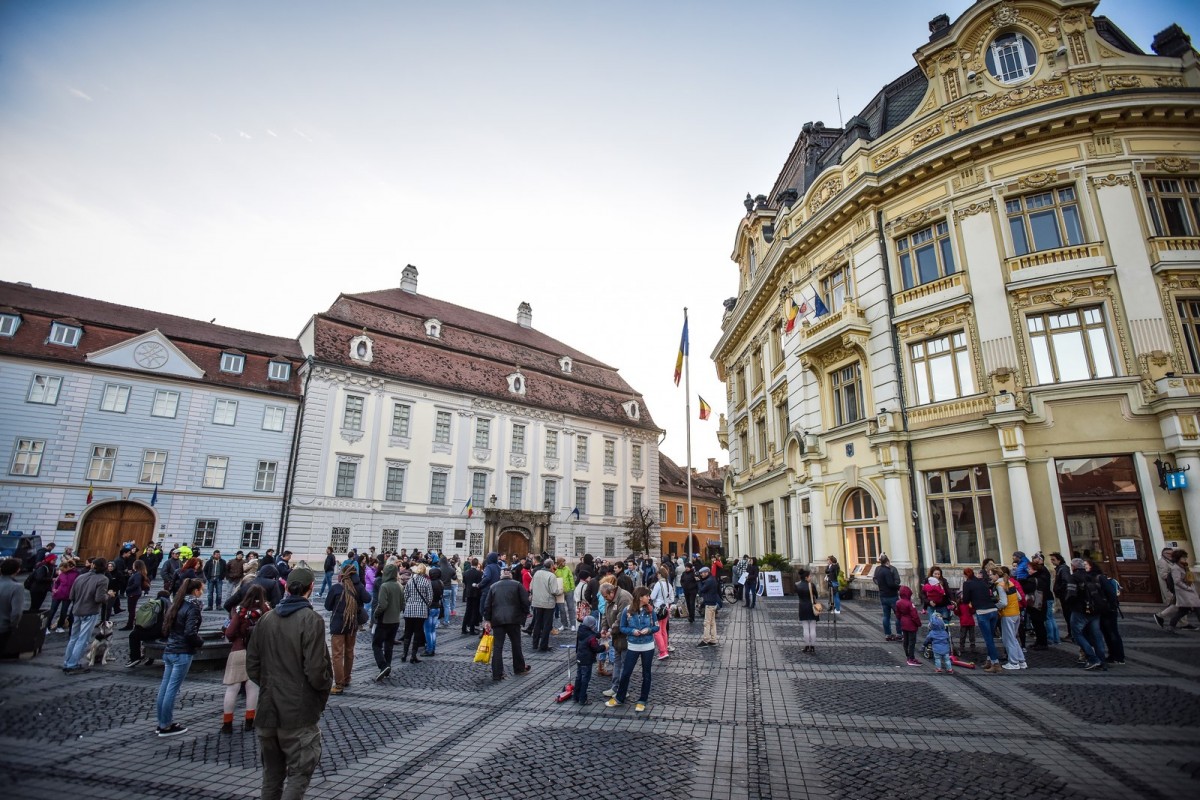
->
xmin=1151 ymin=236 xmax=1200 ymax=261
xmin=1006 ymin=243 xmax=1104 ymax=272
xmin=895 ymin=273 xmax=963 ymax=306
xmin=802 ymin=299 xmax=865 ymax=340
xmin=907 ymin=395 xmax=994 ymax=425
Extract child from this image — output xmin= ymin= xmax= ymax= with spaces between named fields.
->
xmin=953 ymin=592 xmax=976 ymax=652
xmin=895 ymin=586 xmax=923 ymax=666
xmin=575 ymin=615 xmax=606 ymax=705
xmin=924 ymin=614 xmax=953 ymax=673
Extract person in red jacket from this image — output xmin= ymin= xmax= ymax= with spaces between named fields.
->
xmin=895 ymin=585 xmax=923 ymax=666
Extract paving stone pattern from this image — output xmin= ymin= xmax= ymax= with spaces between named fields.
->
xmin=0 ymin=594 xmax=1198 ymax=799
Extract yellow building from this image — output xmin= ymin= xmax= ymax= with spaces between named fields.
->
xmin=712 ymin=0 xmax=1200 ymax=602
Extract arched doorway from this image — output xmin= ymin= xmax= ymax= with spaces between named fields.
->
xmin=78 ymin=502 xmax=155 ymax=560
xmin=497 ymin=528 xmax=531 ymax=560
xmin=843 ymin=489 xmax=881 ymax=567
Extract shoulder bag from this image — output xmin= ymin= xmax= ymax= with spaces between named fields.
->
xmin=809 ymin=581 xmax=824 ymax=616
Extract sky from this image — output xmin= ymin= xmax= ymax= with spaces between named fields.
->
xmin=1 ymin=0 xmax=1196 ymax=468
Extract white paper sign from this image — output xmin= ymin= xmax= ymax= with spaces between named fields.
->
xmin=763 ymin=571 xmax=784 ymax=597
xmin=1119 ymin=538 xmax=1138 ymax=560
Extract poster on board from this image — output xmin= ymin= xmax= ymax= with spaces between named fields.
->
xmin=763 ymin=571 xmax=784 ymax=597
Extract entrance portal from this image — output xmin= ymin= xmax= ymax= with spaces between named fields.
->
xmin=497 ymin=529 xmax=531 ymax=560
xmin=78 ymin=501 xmax=155 ymax=560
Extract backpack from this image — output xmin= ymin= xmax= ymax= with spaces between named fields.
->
xmin=1083 ymin=578 xmax=1110 ymax=615
xmin=136 ymin=597 xmax=164 ymax=630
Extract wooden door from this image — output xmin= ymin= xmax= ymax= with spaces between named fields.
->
xmin=78 ymin=502 xmax=155 ymax=560
xmin=497 ymin=529 xmax=530 ymax=560
xmin=1063 ymin=501 xmax=1159 ymax=603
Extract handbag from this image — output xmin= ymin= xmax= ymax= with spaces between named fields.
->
xmin=473 ymin=632 xmax=494 ymax=664
xmin=809 ymin=582 xmax=824 ymax=616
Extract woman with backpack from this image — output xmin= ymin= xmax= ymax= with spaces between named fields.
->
xmin=325 ymin=565 xmax=369 ymax=693
xmin=122 ymin=560 xmax=150 ymax=630
xmin=125 ymin=587 xmax=171 ymax=668
xmin=156 ymin=577 xmax=205 ymax=737
xmin=825 ymin=556 xmax=843 ymax=614
xmin=222 ymin=584 xmax=268 ymax=732
xmin=605 ymin=586 xmax=659 ymax=713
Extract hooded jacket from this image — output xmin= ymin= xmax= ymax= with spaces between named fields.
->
xmin=224 ymin=563 xmax=283 ymax=613
xmin=1012 ymin=552 xmax=1031 ymax=579
xmin=575 ymin=620 xmax=604 ymax=666
xmin=246 ymin=593 xmax=332 ymax=730
xmin=478 ymin=553 xmax=501 ymax=608
xmin=374 ymin=564 xmax=403 ymax=624
xmin=894 ymin=585 xmax=922 ymax=632
xmin=427 ymin=568 xmax=444 ymax=610
xmin=602 ymin=587 xmax=633 ymax=650
xmin=164 ymin=595 xmax=204 ymax=654
xmin=923 ymin=614 xmax=952 ymax=655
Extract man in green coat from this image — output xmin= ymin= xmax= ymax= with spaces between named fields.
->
xmin=246 ymin=566 xmax=332 ymax=800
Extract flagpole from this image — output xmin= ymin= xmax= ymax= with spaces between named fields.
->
xmin=683 ymin=307 xmax=694 ymax=563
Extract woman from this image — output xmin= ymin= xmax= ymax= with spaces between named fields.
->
xmin=921 ymin=566 xmax=952 ymax=622
xmin=650 ymin=566 xmax=674 ymax=660
xmin=156 ymin=577 xmax=204 ymax=737
xmin=46 ymin=558 xmax=79 ymax=634
xmin=424 ymin=566 xmax=444 ymax=656
xmin=1049 ymin=552 xmax=1072 ymax=642
xmin=824 ymin=556 xmax=842 ymax=614
xmin=1165 ymin=550 xmax=1200 ymax=631
xmin=400 ymin=563 xmax=431 ymax=664
xmin=605 ymin=586 xmax=659 ymax=713
xmin=961 ymin=567 xmax=1002 ymax=673
xmin=105 ymin=561 xmax=123 ymax=616
xmin=326 ymin=565 xmax=369 ymax=693
xmin=796 ymin=568 xmax=820 ymax=654
xmin=994 ymin=567 xmax=1026 ymax=670
xmin=1091 ymin=561 xmax=1125 ymax=665
xmin=123 ymin=559 xmax=150 ymax=631
xmin=223 ymin=584 xmax=268 ymax=731
xmin=363 ymin=557 xmax=378 ymax=620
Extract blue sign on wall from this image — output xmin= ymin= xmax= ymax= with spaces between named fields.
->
xmin=1167 ymin=470 xmax=1189 ymax=490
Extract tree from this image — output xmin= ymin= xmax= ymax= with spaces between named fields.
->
xmin=622 ymin=507 xmax=659 ymax=557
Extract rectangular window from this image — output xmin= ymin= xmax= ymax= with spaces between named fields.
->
xmin=603 ymin=487 xmax=615 ymax=517
xmin=1006 ymin=187 xmax=1084 ymax=256
xmin=335 ymin=462 xmax=357 ymax=498
xmin=575 ymin=535 xmax=586 ymax=557
xmin=386 ymin=466 xmax=407 ymax=502
xmin=475 ymin=418 xmax=491 ymax=449
xmin=604 ymin=537 xmax=616 ymax=558
xmin=255 ymin=461 xmax=278 ymax=492
xmin=1143 ymin=177 xmax=1200 ymax=237
xmin=756 ymin=417 xmax=767 ymax=462
xmin=0 ymin=314 xmax=20 ymax=337
xmin=0 ymin=513 xmax=10 ymax=533
xmin=430 ymin=471 xmax=448 ymax=505
xmin=707 ymin=509 xmax=714 ymax=527
xmin=9 ymin=439 xmax=44 ymax=476
xmin=392 ymin=403 xmax=412 ymax=437
xmin=472 ymin=472 xmax=488 ymax=508
xmin=381 ymin=528 xmax=399 ymax=552
xmin=832 ymin=362 xmax=864 ymax=426
xmin=152 ymin=390 xmax=179 ymax=418
xmin=762 ymin=501 xmax=776 ymax=553
xmin=603 ymin=440 xmax=615 ymax=468
xmin=509 ymin=476 xmax=524 ymax=509
xmin=140 ymin=450 xmax=167 ymax=484
xmin=574 ymin=483 xmax=588 ymax=515
xmin=49 ymin=322 xmax=81 ymax=347
xmin=911 ymin=331 xmax=977 ymax=405
xmin=1027 ymin=306 xmax=1115 ymax=384
xmin=220 ymin=353 xmax=244 ymax=373
xmin=434 ymin=410 xmax=452 ymax=443
xmin=545 ymin=430 xmax=559 ymax=459
xmin=547 ymin=534 xmax=557 ymax=555
xmin=692 ymin=506 xmax=699 ymax=526
xmin=262 ymin=405 xmax=286 ymax=431
xmin=676 ymin=504 xmax=684 ymax=524
xmin=343 ymin=395 xmax=364 ymax=431
xmin=330 ymin=527 xmax=350 ymax=552
xmin=203 ymin=456 xmax=229 ymax=489
xmin=925 ymin=466 xmax=999 ymax=565
xmin=511 ymin=424 xmax=526 ymax=454
xmin=87 ymin=445 xmax=117 ymax=481
xmin=213 ymin=398 xmax=238 ymax=426
xmin=1178 ymin=298 xmax=1200 ymax=373
xmin=631 ymin=490 xmax=642 ymax=512
xmin=820 ymin=265 xmax=853 ymax=313
xmin=897 ymin=221 xmax=956 ymax=290
xmin=575 ymin=435 xmax=588 ymax=464
xmin=192 ymin=519 xmax=217 ymax=548
xmin=100 ymin=384 xmax=131 ymax=413
xmin=658 ymin=503 xmax=666 ymax=523
xmin=268 ymin=361 xmax=291 ymax=381
xmin=631 ymin=444 xmax=642 ymax=471
xmin=241 ymin=521 xmax=263 ymax=550
xmin=427 ymin=530 xmax=444 ymax=552
xmin=27 ymin=374 xmax=62 ymax=405
xmin=543 ymin=479 xmax=557 ymax=511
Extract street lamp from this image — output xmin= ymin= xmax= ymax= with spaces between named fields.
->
xmin=489 ymin=494 xmax=497 ymax=508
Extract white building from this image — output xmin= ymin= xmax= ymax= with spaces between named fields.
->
xmin=285 ymin=265 xmax=662 ymax=563
xmin=0 ymin=280 xmax=303 ymax=559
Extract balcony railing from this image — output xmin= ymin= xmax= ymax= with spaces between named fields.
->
xmin=1151 ymin=236 xmax=1200 ymax=262
xmin=895 ymin=273 xmax=963 ymax=306
xmin=1005 ymin=243 xmax=1104 ymax=273
xmin=907 ymin=395 xmax=993 ymax=426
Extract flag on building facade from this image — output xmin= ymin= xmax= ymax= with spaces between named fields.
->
xmin=673 ymin=317 xmax=689 ymax=386
xmin=463 ymin=497 xmax=474 ymax=518
xmin=813 ymin=293 xmax=830 ymax=318
xmin=150 ymin=483 xmax=158 ymax=507
xmin=698 ymin=396 xmax=712 ymax=420
xmin=784 ymin=297 xmax=800 ymax=333
xmin=567 ymin=507 xmax=581 ymax=520
xmin=86 ymin=484 xmax=94 ymax=505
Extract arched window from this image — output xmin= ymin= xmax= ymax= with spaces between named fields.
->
xmin=843 ymin=489 xmax=881 ymax=565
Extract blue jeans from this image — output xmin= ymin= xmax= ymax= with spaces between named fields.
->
xmin=319 ymin=571 xmax=334 ymax=597
xmin=880 ymin=596 xmax=899 ymax=636
xmin=424 ymin=609 xmax=440 ymax=653
xmin=1044 ymin=598 xmax=1062 ymax=644
xmin=616 ymin=648 xmax=654 ymax=703
xmin=1070 ymin=612 xmax=1107 ymax=665
xmin=746 ymin=581 xmax=758 ymax=608
xmin=976 ymin=612 xmax=1000 ymax=663
xmin=63 ymin=612 xmax=99 ymax=669
xmin=156 ymin=652 xmax=194 ymax=728
xmin=830 ymin=584 xmax=842 ymax=612
xmin=933 ymin=652 xmax=951 ymax=670
xmin=610 ymin=644 xmax=624 ymax=686
xmin=574 ymin=663 xmax=593 ymax=703
xmin=207 ymin=580 xmax=223 ymax=608
xmin=441 ymin=586 xmax=456 ymax=625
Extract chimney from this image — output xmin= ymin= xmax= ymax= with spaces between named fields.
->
xmin=1152 ymin=24 xmax=1193 ymax=58
xmin=400 ymin=264 xmax=418 ymax=294
xmin=928 ymin=13 xmax=951 ymax=41
xmin=708 ymin=457 xmax=719 ymax=476
xmin=517 ymin=301 xmax=532 ymax=328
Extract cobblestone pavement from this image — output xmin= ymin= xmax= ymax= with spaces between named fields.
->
xmin=1 ymin=596 xmax=1198 ymax=799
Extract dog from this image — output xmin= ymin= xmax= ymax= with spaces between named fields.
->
xmin=84 ymin=618 xmax=115 ymax=666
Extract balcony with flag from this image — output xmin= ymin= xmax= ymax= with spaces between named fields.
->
xmin=796 ymin=295 xmax=870 ymax=363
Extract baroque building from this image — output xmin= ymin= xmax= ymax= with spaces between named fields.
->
xmin=657 ymin=455 xmax=727 ymax=559
xmin=286 ymin=266 xmax=661 ymax=563
xmin=712 ymin=0 xmax=1200 ymax=602
xmin=0 ymin=281 xmax=303 ymax=558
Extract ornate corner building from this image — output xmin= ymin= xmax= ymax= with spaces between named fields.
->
xmin=711 ymin=0 xmax=1200 ymax=601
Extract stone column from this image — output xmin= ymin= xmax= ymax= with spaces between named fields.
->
xmin=883 ymin=474 xmax=912 ymax=570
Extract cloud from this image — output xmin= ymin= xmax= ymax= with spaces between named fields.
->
xmin=208 ymin=133 xmax=223 ymax=143
xmin=68 ymin=87 xmax=93 ymax=101
xmin=266 ymin=129 xmax=278 ymax=137
xmin=293 ymin=128 xmax=312 ymax=143
xmin=238 ymin=130 xmax=252 ymax=139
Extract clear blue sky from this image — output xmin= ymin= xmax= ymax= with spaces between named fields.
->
xmin=1 ymin=0 xmax=1196 ymax=467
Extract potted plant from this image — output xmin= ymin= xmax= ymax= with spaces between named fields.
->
xmin=757 ymin=553 xmax=792 ymax=594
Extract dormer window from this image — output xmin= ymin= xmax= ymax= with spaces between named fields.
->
xmin=559 ymin=356 xmax=573 ymax=374
xmin=220 ymin=352 xmax=245 ymax=374
xmin=424 ymin=318 xmax=442 ymax=339
xmin=268 ymin=360 xmax=291 ymax=381
xmin=350 ymin=334 xmax=374 ymax=363
xmin=49 ymin=321 xmax=81 ymax=347
xmin=986 ymin=32 xmax=1037 ymax=84
xmin=507 ymin=371 xmax=526 ymax=396
xmin=622 ymin=400 xmax=640 ymax=420
xmin=0 ymin=311 xmax=20 ymax=337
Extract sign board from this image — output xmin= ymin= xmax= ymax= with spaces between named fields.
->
xmin=1119 ymin=538 xmax=1138 ymax=560
xmin=1159 ymin=510 xmax=1188 ymax=549
xmin=1166 ymin=470 xmax=1189 ymax=490
xmin=763 ymin=571 xmax=784 ymax=597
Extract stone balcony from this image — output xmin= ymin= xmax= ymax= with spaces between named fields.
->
xmin=1150 ymin=236 xmax=1200 ymax=265
xmin=1004 ymin=242 xmax=1105 ymax=275
xmin=796 ymin=299 xmax=871 ymax=358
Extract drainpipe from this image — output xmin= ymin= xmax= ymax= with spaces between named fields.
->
xmin=277 ymin=356 xmax=313 ymax=555
xmin=877 ymin=211 xmax=927 ymax=578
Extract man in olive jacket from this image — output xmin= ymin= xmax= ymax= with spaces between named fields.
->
xmin=600 ymin=582 xmax=633 ymax=694
xmin=246 ymin=566 xmax=332 ymax=800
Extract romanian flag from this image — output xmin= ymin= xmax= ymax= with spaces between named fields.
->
xmin=674 ymin=316 xmax=689 ymax=386
xmin=463 ymin=497 xmax=474 ymax=518
xmin=699 ymin=396 xmax=712 ymax=421
xmin=784 ymin=297 xmax=799 ymax=333
xmin=86 ymin=484 xmax=94 ymax=505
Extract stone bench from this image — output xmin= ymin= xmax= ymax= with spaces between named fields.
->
xmin=144 ymin=628 xmax=232 ymax=665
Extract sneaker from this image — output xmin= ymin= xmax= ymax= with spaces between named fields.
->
xmin=156 ymin=723 xmax=188 ymax=737
xmin=605 ymin=698 xmax=621 ymax=708
xmin=1084 ymin=661 xmax=1104 ymax=671
xmin=635 ymin=703 xmax=646 ymax=713
xmin=832 ymin=609 xmax=841 ymax=615
xmin=570 ymin=625 xmax=577 ymax=631
xmin=1152 ymin=613 xmax=1165 ymax=628
xmin=1018 ymin=662 xmax=1028 ymax=670
xmin=551 ymin=629 xmax=561 ymax=635
xmin=933 ymin=668 xmax=943 ymax=673
xmin=946 ymin=669 xmax=955 ymax=674
xmin=330 ymin=685 xmax=343 ymax=695
xmin=376 ymin=666 xmax=391 ymax=682
xmin=1002 ymin=663 xmax=1022 ymax=670
xmin=906 ymin=659 xmax=921 ymax=667
xmin=602 ymin=689 xmax=616 ymax=697
xmin=657 ymin=654 xmax=669 ymax=661
xmin=124 ymin=658 xmax=143 ymax=669
xmin=1183 ymin=624 xmax=1200 ymax=630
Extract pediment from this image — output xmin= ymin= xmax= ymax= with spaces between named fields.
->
xmin=86 ymin=329 xmax=205 ymax=379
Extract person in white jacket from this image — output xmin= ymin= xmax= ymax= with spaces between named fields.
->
xmin=650 ymin=567 xmax=675 ymax=660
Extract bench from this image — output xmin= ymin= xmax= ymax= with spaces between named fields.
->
xmin=144 ymin=628 xmax=232 ymax=665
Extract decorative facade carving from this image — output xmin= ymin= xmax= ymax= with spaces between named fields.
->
xmin=888 ymin=209 xmax=935 ymax=234
xmin=1154 ymin=76 xmax=1185 ymax=88
xmin=1070 ymin=71 xmax=1101 ymax=94
xmin=808 ymin=176 xmax=843 ymax=213
xmin=945 ymin=105 xmax=970 ymax=133
xmin=872 ymin=145 xmax=901 ymax=169
xmin=1091 ymin=173 xmax=1133 ymax=188
xmin=976 ymin=80 xmax=1066 ymax=119
xmin=911 ymin=121 xmax=942 ymax=147
xmin=1016 ymin=169 xmax=1058 ymax=190
xmin=315 ymin=367 xmax=385 ymax=389
xmin=1105 ymin=74 xmax=1142 ymax=90
xmin=471 ymin=397 xmax=564 ymax=423
xmin=1155 ymin=157 xmax=1193 ymax=173
xmin=954 ymin=199 xmax=994 ymax=220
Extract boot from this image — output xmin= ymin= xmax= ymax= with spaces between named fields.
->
xmin=220 ymin=720 xmax=233 ymax=735
xmin=243 ymin=716 xmax=255 ymax=731
xmin=400 ymin=640 xmax=410 ymax=661
xmin=409 ymin=652 xmax=421 ymax=664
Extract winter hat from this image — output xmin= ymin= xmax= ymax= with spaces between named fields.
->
xmin=582 ymin=615 xmax=598 ymax=630
xmin=1071 ymin=558 xmax=1086 ymax=569
xmin=288 ymin=565 xmax=315 ymax=589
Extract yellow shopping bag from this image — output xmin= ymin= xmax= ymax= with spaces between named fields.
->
xmin=473 ymin=632 xmax=494 ymax=663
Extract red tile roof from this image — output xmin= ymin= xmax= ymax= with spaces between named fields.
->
xmin=658 ymin=452 xmax=724 ymax=500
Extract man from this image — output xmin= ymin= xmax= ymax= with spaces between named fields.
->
xmin=529 ymin=559 xmax=558 ymax=651
xmin=680 ymin=562 xmax=699 ymax=624
xmin=0 ymin=558 xmax=24 ymax=654
xmin=145 ymin=542 xmax=164 ymax=581
xmin=554 ymin=557 xmax=576 ymax=632
xmin=227 ymin=550 xmax=246 ymax=595
xmin=873 ymin=553 xmax=902 ymax=641
xmin=320 ymin=547 xmax=336 ymax=598
xmin=1023 ymin=553 xmax=1052 ymax=649
xmin=697 ymin=567 xmax=721 ymax=646
xmin=62 ymin=558 xmax=112 ymax=674
xmin=202 ymin=550 xmax=227 ymax=610
xmin=745 ymin=557 xmax=761 ymax=610
xmin=32 ymin=541 xmax=55 ymax=567
xmin=27 ymin=555 xmax=56 ymax=612
xmin=461 ymin=558 xmax=483 ymax=635
xmin=733 ymin=555 xmax=748 ymax=603
xmin=275 ymin=551 xmax=293 ymax=581
xmin=246 ymin=566 xmax=332 ymax=800
xmin=483 ymin=568 xmax=531 ymax=681
xmin=1154 ymin=546 xmax=1179 ymax=628
xmin=477 ymin=552 xmax=502 ymax=618
xmin=262 ymin=548 xmax=277 ymax=566
xmin=600 ymin=581 xmax=633 ymax=695
xmin=161 ymin=549 xmax=181 ymax=590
